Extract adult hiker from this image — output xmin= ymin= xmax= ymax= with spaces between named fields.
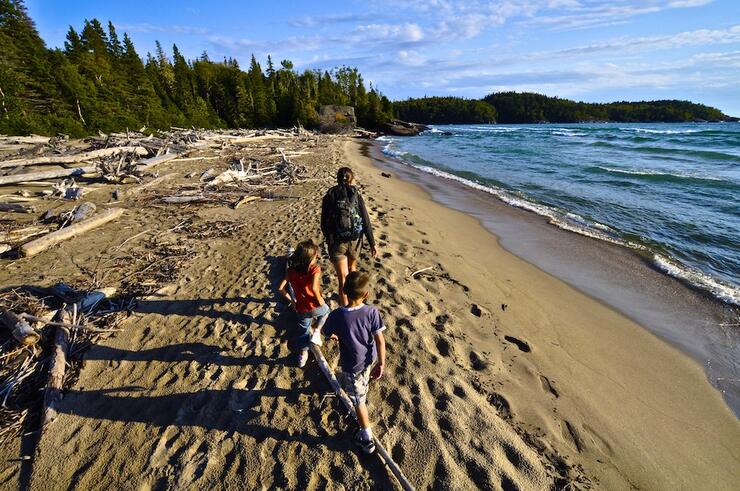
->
xmin=321 ymin=167 xmax=377 ymax=306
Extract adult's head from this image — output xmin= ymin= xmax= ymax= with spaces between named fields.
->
xmin=290 ymin=239 xmax=318 ymax=274
xmin=337 ymin=167 xmax=354 ymax=186
xmin=343 ymin=270 xmax=371 ymax=301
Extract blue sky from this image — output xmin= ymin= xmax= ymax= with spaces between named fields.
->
xmin=25 ymin=0 xmax=740 ymax=115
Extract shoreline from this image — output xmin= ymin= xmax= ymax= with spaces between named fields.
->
xmin=370 ymin=138 xmax=740 ymax=416
xmin=347 ymin=138 xmax=740 ymax=489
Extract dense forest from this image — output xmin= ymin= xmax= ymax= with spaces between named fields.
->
xmin=483 ymin=92 xmax=730 ymax=123
xmin=0 ymin=0 xmax=393 ymax=136
xmin=1 ymin=1 xmax=734 ymax=137
xmin=396 ymin=92 xmax=731 ymax=125
xmin=393 ymin=97 xmax=497 ymax=124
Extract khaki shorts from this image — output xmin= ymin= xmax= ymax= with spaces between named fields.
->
xmin=328 ymin=238 xmax=362 ymax=262
xmin=339 ymin=364 xmax=374 ymax=407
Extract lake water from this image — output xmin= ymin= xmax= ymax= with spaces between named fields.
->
xmin=379 ymin=123 xmax=740 ymax=307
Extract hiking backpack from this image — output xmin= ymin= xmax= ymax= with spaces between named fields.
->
xmin=332 ymin=186 xmax=364 ymax=241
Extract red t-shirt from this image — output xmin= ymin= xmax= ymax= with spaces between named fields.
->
xmin=287 ymin=264 xmax=321 ymax=313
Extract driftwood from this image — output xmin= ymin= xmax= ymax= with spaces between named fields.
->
xmin=0 ymin=309 xmax=40 ymax=346
xmin=161 ymin=195 xmax=208 ymax=204
xmin=0 ymin=146 xmax=147 ymax=169
xmin=42 ymin=287 xmax=117 ymax=428
xmin=118 ymin=173 xmax=176 ymax=199
xmin=0 ymin=225 xmax=50 ymax=244
xmin=20 ymin=207 xmax=124 ymax=257
xmin=137 ymin=152 xmax=183 ymax=171
xmin=0 ymin=166 xmax=98 ymax=186
xmin=0 ymin=203 xmax=35 ymax=213
xmin=232 ymin=195 xmax=260 ymax=209
xmin=310 ymin=345 xmax=415 ymax=491
xmin=41 ymin=308 xmax=70 ymax=428
xmin=0 ymin=244 xmax=10 ymax=254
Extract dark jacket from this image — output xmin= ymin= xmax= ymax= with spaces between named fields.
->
xmin=321 ymin=184 xmax=375 ymax=248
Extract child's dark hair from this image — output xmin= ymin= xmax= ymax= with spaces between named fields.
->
xmin=343 ymin=271 xmax=371 ymax=301
xmin=289 ymin=240 xmax=318 ymax=274
xmin=337 ymin=167 xmax=354 ymax=186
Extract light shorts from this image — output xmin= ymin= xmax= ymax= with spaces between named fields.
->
xmin=339 ymin=363 xmax=374 ymax=407
xmin=328 ymin=237 xmax=362 ymax=262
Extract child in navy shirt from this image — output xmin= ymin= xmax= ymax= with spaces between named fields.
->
xmin=323 ymin=271 xmax=386 ymax=454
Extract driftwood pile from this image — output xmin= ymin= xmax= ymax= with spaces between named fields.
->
xmin=0 ymin=126 xmax=322 ymax=451
xmin=0 ymin=285 xmax=125 ymax=444
xmin=0 ymin=127 xmax=317 ymax=258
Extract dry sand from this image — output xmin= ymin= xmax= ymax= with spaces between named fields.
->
xmin=1 ymin=136 xmax=739 ymax=490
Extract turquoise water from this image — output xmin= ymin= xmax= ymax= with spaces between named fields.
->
xmin=379 ymin=123 xmax=740 ymax=306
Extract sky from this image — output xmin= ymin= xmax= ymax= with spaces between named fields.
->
xmin=25 ymin=0 xmax=740 ymax=115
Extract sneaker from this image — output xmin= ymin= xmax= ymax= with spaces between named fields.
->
xmin=353 ymin=430 xmax=376 ymax=454
xmin=310 ymin=328 xmax=323 ymax=346
xmin=298 ymin=350 xmax=309 ymax=368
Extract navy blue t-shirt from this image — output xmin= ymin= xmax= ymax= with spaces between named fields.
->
xmin=323 ymin=304 xmax=386 ymax=374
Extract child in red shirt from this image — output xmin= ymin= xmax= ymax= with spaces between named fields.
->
xmin=278 ymin=240 xmax=330 ymax=367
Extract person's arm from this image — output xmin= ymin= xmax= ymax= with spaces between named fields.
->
xmin=357 ymin=193 xmax=376 ymax=257
xmin=371 ymin=331 xmax=386 ymax=379
xmin=311 ymin=269 xmax=325 ymax=306
xmin=277 ymin=276 xmax=296 ymax=310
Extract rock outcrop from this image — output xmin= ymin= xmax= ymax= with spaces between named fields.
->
xmin=318 ymin=105 xmax=357 ymax=133
xmin=384 ymin=119 xmax=429 ymax=136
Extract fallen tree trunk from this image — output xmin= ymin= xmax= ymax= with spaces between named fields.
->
xmin=20 ymin=207 xmax=124 ymax=257
xmin=0 ymin=309 xmax=40 ymax=346
xmin=232 ymin=195 xmax=260 ymax=209
xmin=0 ymin=225 xmax=51 ymax=244
xmin=42 ymin=288 xmax=117 ymax=428
xmin=0 ymin=244 xmax=10 ymax=254
xmin=0 ymin=203 xmax=35 ymax=213
xmin=42 ymin=309 xmax=70 ymax=428
xmin=161 ymin=195 xmax=208 ymax=204
xmin=0 ymin=146 xmax=148 ymax=169
xmin=0 ymin=166 xmax=98 ymax=186
xmin=137 ymin=152 xmax=184 ymax=171
xmin=310 ymin=345 xmax=415 ymax=491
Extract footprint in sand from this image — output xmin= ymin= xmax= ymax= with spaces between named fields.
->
xmin=504 ymin=335 xmax=531 ymax=353
xmin=539 ymin=375 xmax=559 ymax=398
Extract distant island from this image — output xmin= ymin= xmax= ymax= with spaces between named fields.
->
xmin=395 ymin=93 xmax=736 ymax=125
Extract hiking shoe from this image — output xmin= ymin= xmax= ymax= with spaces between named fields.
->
xmin=298 ymin=350 xmax=309 ymax=368
xmin=353 ymin=430 xmax=376 ymax=454
xmin=310 ymin=328 xmax=323 ymax=346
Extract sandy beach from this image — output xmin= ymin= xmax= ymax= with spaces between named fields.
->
xmin=1 ymin=135 xmax=739 ymax=490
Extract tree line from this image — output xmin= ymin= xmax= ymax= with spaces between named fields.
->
xmin=0 ymin=0 xmax=393 ymax=137
xmin=395 ymin=93 xmax=731 ymax=125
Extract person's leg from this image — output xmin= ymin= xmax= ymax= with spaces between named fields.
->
xmin=296 ymin=316 xmax=311 ymax=367
xmin=332 ymin=257 xmax=349 ymax=306
xmin=355 ymin=402 xmax=371 ymax=429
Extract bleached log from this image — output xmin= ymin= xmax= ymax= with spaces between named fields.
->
xmin=0 ymin=244 xmax=10 ymax=254
xmin=19 ymin=207 xmax=124 ymax=257
xmin=43 ymin=287 xmax=117 ymax=428
xmin=0 ymin=309 xmax=40 ymax=346
xmin=0 ymin=225 xmax=50 ymax=244
xmin=42 ymin=309 xmax=70 ymax=428
xmin=232 ymin=195 xmax=260 ymax=209
xmin=0 ymin=166 xmax=98 ymax=186
xmin=161 ymin=195 xmax=208 ymax=204
xmin=310 ymin=345 xmax=415 ymax=491
xmin=0 ymin=203 xmax=35 ymax=213
xmin=0 ymin=146 xmax=147 ymax=169
xmin=0 ymin=135 xmax=50 ymax=145
xmin=137 ymin=152 xmax=184 ymax=171
xmin=118 ymin=173 xmax=176 ymax=199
